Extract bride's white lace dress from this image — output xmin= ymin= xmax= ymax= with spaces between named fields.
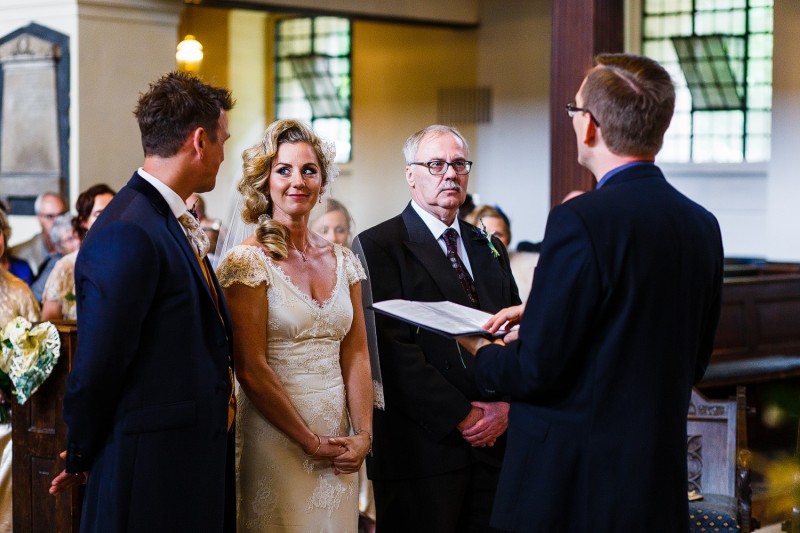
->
xmin=216 ymin=243 xmax=365 ymax=532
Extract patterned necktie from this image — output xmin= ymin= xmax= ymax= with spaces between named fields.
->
xmin=178 ymin=211 xmax=210 ymax=259
xmin=443 ymin=228 xmax=479 ymax=307
xmin=178 ymin=210 xmax=235 ymax=430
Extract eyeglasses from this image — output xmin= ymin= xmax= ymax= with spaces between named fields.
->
xmin=37 ymin=212 xmax=67 ymax=221
xmin=565 ymin=102 xmax=600 ymax=127
xmin=409 ymin=160 xmax=473 ymax=176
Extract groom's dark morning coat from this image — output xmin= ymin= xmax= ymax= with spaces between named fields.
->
xmin=63 ymin=173 xmax=234 ymax=532
xmin=475 ymin=164 xmax=724 ymax=532
xmin=358 ymin=204 xmax=521 ymax=499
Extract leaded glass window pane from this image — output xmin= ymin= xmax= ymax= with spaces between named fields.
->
xmin=276 ymin=17 xmax=352 ymax=163
xmin=642 ymin=0 xmax=773 ymax=163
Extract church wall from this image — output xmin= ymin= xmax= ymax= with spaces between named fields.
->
xmin=474 ymin=0 xmax=552 ymax=247
xmin=765 ymin=0 xmax=800 ymax=261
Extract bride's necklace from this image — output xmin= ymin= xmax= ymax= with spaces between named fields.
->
xmin=289 ymin=238 xmax=310 ymax=262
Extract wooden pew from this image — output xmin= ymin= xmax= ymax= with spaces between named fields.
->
xmin=11 ymin=323 xmax=81 ymax=533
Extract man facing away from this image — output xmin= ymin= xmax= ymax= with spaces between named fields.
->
xmin=459 ymin=54 xmax=724 ymax=532
xmin=49 ymin=71 xmax=236 ymax=533
xmin=357 ymin=125 xmax=521 ymax=532
xmin=11 ymin=191 xmax=68 ymax=277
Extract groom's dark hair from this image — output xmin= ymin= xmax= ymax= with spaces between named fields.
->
xmin=134 ymin=71 xmax=234 ymax=158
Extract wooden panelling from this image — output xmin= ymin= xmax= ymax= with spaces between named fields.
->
xmin=12 ymin=323 xmax=81 ymax=533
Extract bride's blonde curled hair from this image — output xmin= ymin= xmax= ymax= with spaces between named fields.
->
xmin=238 ymin=119 xmax=338 ymax=259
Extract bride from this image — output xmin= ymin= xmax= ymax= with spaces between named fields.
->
xmin=216 ymin=119 xmax=373 ymax=532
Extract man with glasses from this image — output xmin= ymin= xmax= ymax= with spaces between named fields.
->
xmin=357 ymin=125 xmax=521 ymax=532
xmin=458 ymin=54 xmax=724 ymax=532
xmin=11 ymin=191 xmax=68 ymax=277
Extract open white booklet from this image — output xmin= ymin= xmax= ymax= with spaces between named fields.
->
xmin=371 ymin=299 xmax=514 ymax=338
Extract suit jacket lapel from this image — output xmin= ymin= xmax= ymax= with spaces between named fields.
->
xmin=128 ymin=174 xmax=224 ymax=321
xmin=400 ymin=204 xmax=475 ymax=308
xmin=461 ymin=219 xmax=505 ymax=310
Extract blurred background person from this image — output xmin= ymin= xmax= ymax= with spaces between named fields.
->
xmin=41 ymin=184 xmax=115 ymax=321
xmin=0 ymin=208 xmax=40 ymax=533
xmin=10 ymin=192 xmax=68 ymax=278
xmin=29 ymin=214 xmax=80 ymax=302
xmin=311 ymin=197 xmax=355 ymax=247
xmin=466 ymin=204 xmax=539 ymax=303
xmin=186 ymin=193 xmax=222 ymax=264
xmin=0 ymin=206 xmax=34 ymax=286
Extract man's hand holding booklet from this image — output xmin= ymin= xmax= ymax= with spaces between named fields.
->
xmin=371 ymin=299 xmax=519 ymax=339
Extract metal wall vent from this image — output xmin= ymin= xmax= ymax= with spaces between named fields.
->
xmin=437 ymin=86 xmax=492 ymax=124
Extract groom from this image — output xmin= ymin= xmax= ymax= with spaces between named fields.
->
xmin=50 ymin=72 xmax=236 ymax=532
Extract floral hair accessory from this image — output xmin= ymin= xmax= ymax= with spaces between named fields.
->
xmin=471 ymin=219 xmax=500 ymax=258
xmin=0 ymin=316 xmax=61 ymax=406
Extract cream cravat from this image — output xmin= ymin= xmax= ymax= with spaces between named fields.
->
xmin=178 ymin=211 xmax=210 ymax=259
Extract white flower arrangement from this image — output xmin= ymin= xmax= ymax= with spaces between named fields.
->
xmin=0 ymin=316 xmax=61 ymax=406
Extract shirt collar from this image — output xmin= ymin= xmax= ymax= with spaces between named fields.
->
xmin=410 ymin=199 xmax=461 ymax=241
xmin=137 ymin=168 xmax=188 ymax=219
xmin=596 ymin=160 xmax=655 ymax=189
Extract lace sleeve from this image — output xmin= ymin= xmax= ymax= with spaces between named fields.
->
xmin=215 ymin=245 xmax=272 ymax=289
xmin=341 ymin=246 xmax=366 ymax=286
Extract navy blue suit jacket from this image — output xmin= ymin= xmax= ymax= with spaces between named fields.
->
xmin=63 ymin=173 xmax=234 ymax=532
xmin=475 ymin=164 xmax=723 ymax=532
xmin=358 ymin=204 xmax=521 ymax=481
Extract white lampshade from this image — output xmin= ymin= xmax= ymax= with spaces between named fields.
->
xmin=176 ymin=35 xmax=203 ymax=66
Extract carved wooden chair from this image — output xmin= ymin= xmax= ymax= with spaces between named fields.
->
xmin=687 ymin=386 xmax=754 ymax=533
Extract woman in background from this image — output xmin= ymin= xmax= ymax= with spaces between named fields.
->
xmin=0 ymin=208 xmax=40 ymax=533
xmin=311 ymin=198 xmax=354 ymax=248
xmin=466 ymin=204 xmax=539 ymax=303
xmin=0 ymin=207 xmax=35 ymax=286
xmin=41 ymin=184 xmax=115 ymax=321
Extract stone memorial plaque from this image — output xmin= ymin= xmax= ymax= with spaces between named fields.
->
xmin=0 ymin=32 xmax=62 ymax=198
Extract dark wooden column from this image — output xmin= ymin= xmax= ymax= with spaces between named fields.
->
xmin=549 ymin=0 xmax=624 ymax=207
xmin=12 ymin=323 xmax=81 ymax=533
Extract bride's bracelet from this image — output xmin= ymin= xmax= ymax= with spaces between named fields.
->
xmin=307 ymin=434 xmax=322 ymax=457
xmin=355 ymin=428 xmax=373 ymax=455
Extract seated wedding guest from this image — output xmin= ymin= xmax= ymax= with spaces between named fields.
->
xmin=10 ymin=192 xmax=67 ymax=277
xmin=0 ymin=207 xmax=34 ymax=285
xmin=466 ymin=204 xmax=539 ymax=303
xmin=186 ymin=193 xmax=222 ymax=261
xmin=311 ymin=197 xmax=355 ymax=247
xmin=30 ymin=213 xmax=80 ymax=302
xmin=0 ymin=207 xmax=40 ymax=533
xmin=41 ymin=184 xmax=115 ymax=321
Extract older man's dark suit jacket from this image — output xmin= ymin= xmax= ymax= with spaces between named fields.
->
xmin=358 ymin=203 xmax=521 ymax=483
xmin=63 ymin=173 xmax=234 ymax=532
xmin=475 ymin=163 xmax=724 ymax=532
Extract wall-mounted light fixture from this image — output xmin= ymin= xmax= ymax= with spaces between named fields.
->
xmin=176 ymin=34 xmax=203 ymax=72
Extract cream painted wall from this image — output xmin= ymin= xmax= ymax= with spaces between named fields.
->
xmin=339 ymin=20 xmax=479 ymax=234
xmin=210 ymin=0 xmax=480 ymax=26
xmin=206 ymin=10 xmax=269 ymax=224
xmin=475 ymin=0 xmax=551 ymax=247
xmin=76 ymin=2 xmax=182 ymax=197
xmin=765 ymin=0 xmax=800 ymax=261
